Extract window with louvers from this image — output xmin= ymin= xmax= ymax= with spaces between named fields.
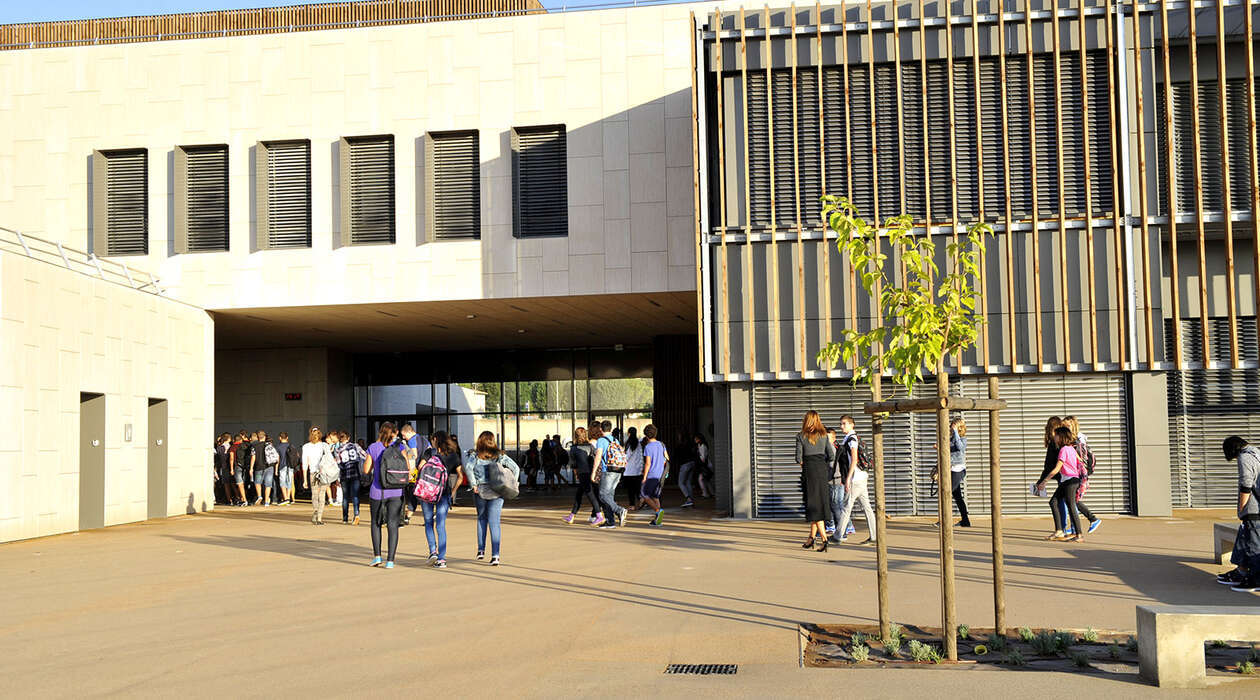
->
xmin=93 ymin=148 xmax=148 ymax=256
xmin=429 ymin=130 xmax=481 ymax=240
xmin=342 ymin=135 xmax=396 ymax=245
xmin=177 ymin=144 xmax=228 ymax=253
xmin=512 ymin=125 xmax=568 ymax=237
xmin=1156 ymin=77 xmax=1258 ymax=215
xmin=257 ymin=140 xmax=311 ymax=249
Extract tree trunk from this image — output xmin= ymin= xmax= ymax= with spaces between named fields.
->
xmin=937 ymin=367 xmax=957 ymax=660
xmin=988 ymin=376 xmax=1006 ymax=635
xmin=873 ymin=373 xmax=889 ymax=641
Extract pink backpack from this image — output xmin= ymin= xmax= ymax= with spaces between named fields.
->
xmin=413 ymin=455 xmax=448 ymax=504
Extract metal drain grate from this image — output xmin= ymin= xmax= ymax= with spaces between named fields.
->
xmin=663 ymin=664 xmax=738 ymax=676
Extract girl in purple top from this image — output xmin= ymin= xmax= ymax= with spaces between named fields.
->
xmin=365 ymin=422 xmax=409 ymax=568
xmin=1036 ymin=426 xmax=1086 ymax=542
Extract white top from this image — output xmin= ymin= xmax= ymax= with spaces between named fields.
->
xmin=697 ymin=444 xmax=709 ymax=463
xmin=842 ymin=431 xmax=868 ymax=484
xmin=301 ymin=441 xmax=328 ymax=471
xmin=623 ymin=445 xmax=645 ymax=476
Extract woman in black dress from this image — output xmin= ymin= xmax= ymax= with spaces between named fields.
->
xmin=795 ymin=410 xmax=836 ymax=552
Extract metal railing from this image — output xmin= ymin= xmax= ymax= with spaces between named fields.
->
xmin=0 ymin=226 xmax=166 ymax=296
xmin=0 ymin=0 xmax=692 ymax=51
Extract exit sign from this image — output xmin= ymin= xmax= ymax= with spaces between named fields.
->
xmin=284 ymin=393 xmax=302 ymax=401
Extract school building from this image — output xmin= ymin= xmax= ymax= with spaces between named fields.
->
xmin=0 ymin=0 xmax=1255 ymax=542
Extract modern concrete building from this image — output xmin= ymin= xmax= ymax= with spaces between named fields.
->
xmin=0 ymin=0 xmax=1256 ymax=542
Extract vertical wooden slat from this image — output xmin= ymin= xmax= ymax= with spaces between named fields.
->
xmin=792 ymin=5 xmax=807 ymax=372
xmin=868 ymin=0 xmax=881 ymax=347
xmin=945 ymin=0 xmax=961 ymax=370
xmin=1050 ymin=1 xmax=1072 ymax=369
xmin=919 ymin=0 xmax=932 ymax=255
xmin=717 ymin=10 xmax=732 ymax=377
xmin=742 ymin=7 xmax=758 ymax=377
xmin=1000 ymin=0 xmax=1017 ymax=368
xmin=766 ymin=5 xmax=783 ymax=376
xmin=1078 ymin=0 xmax=1099 ymax=369
xmin=691 ymin=12 xmax=705 ymax=378
xmin=1105 ymin=0 xmax=1127 ymax=370
xmin=973 ymin=0 xmax=988 ymax=369
xmin=1215 ymin=0 xmax=1239 ymax=368
xmin=1187 ymin=0 xmax=1211 ymax=365
xmin=1247 ymin=0 xmax=1260 ymax=343
xmin=1026 ymin=0 xmax=1044 ymax=367
xmin=1131 ymin=0 xmax=1155 ymax=366
xmin=843 ymin=4 xmax=859 ymax=365
xmin=1160 ymin=0 xmax=1182 ymax=368
xmin=817 ymin=2 xmax=834 ymax=370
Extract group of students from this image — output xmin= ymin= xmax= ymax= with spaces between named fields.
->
xmin=560 ymin=421 xmax=673 ymax=529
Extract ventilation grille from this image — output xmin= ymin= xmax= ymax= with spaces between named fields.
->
xmin=104 ymin=149 xmax=148 ymax=255
xmin=346 ymin=135 xmax=396 ymax=245
xmin=264 ymin=140 xmax=311 ymax=249
xmin=663 ymin=664 xmax=737 ymax=676
xmin=431 ymin=130 xmax=481 ymax=240
xmin=183 ymin=145 xmax=228 ymax=252
xmin=513 ymin=124 xmax=567 ymax=238
xmin=1156 ymin=74 xmax=1258 ymax=215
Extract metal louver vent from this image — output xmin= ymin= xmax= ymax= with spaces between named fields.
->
xmin=180 ymin=145 xmax=228 ymax=253
xmin=795 ymin=67 xmax=822 ymax=226
xmin=430 ymin=130 xmax=480 ymax=240
xmin=1156 ymin=77 xmax=1257 ymax=215
xmin=260 ymin=140 xmax=311 ymax=249
xmin=513 ymin=125 xmax=567 ymax=238
xmin=101 ymin=149 xmax=148 ymax=256
xmin=345 ymin=135 xmax=396 ymax=245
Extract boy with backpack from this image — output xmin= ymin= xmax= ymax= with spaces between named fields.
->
xmin=276 ymin=432 xmax=295 ymax=505
xmin=834 ymin=415 xmax=876 ymax=545
xmin=1218 ymin=436 xmax=1260 ymax=592
xmin=250 ymin=430 xmax=277 ymax=507
xmin=229 ymin=431 xmax=250 ymax=507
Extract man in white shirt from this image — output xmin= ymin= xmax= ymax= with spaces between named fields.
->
xmin=835 ymin=415 xmax=876 ymax=545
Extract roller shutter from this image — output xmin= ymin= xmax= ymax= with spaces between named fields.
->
xmin=512 ymin=124 xmax=568 ymax=237
xmin=177 ymin=144 xmax=228 ymax=253
xmin=1166 ymin=316 xmax=1260 ymax=507
xmin=430 ymin=130 xmax=481 ymax=240
xmin=94 ymin=148 xmax=148 ymax=256
xmin=750 ymin=375 xmax=1132 ymax=519
xmin=795 ymin=67 xmax=823 ymax=227
xmin=257 ymin=139 xmax=311 ymax=249
xmin=342 ymin=135 xmax=396 ymax=245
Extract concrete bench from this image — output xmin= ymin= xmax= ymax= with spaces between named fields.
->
xmin=1215 ymin=521 xmax=1237 ymax=564
xmin=1137 ymin=605 xmax=1260 ymax=688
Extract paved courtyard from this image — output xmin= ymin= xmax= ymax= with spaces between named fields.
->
xmin=2 ymin=499 xmax=1258 ymax=698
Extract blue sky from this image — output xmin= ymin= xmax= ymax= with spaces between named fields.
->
xmin=1 ymin=1 xmax=572 ymax=24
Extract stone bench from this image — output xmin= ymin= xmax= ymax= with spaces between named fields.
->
xmin=1137 ymin=605 xmax=1260 ymax=688
xmin=1215 ymin=521 xmax=1237 ymax=564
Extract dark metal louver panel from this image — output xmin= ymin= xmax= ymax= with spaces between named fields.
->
xmin=874 ymin=63 xmax=901 ymax=219
xmin=952 ymin=59 xmax=979 ymax=221
xmin=431 ymin=130 xmax=480 ymax=240
xmin=926 ymin=61 xmax=953 ymax=221
xmin=979 ymin=58 xmax=1008 ymax=218
xmin=796 ymin=68 xmax=823 ymax=226
xmin=845 ymin=65 xmax=875 ymax=217
xmin=1032 ymin=54 xmax=1061 ymax=218
xmin=1157 ymin=77 xmax=1257 ymax=216
xmin=821 ymin=65 xmax=851 ymax=206
xmin=347 ymin=135 xmax=396 ymax=245
xmin=1086 ymin=51 xmax=1115 ymax=214
xmin=184 ymin=145 xmax=228 ymax=252
xmin=745 ymin=71 xmax=771 ymax=226
xmin=513 ymin=125 xmax=568 ymax=237
xmin=1004 ymin=57 xmax=1033 ymax=219
xmin=900 ymin=61 xmax=926 ymax=220
xmin=104 ymin=149 xmax=148 ymax=255
xmin=265 ymin=140 xmax=311 ymax=249
xmin=771 ymin=68 xmax=797 ymax=227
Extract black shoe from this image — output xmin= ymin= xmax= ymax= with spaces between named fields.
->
xmin=1231 ymin=575 xmax=1260 ymax=593
xmin=816 ymin=538 xmax=828 ymax=553
xmin=958 ymin=520 xmax=971 ymax=528
xmin=1217 ymin=568 xmax=1245 ymax=585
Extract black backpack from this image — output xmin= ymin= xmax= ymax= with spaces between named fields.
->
xmin=556 ymin=445 xmax=569 ymax=467
xmin=234 ymin=443 xmax=252 ymax=470
xmin=286 ymin=444 xmax=301 ymax=470
xmin=378 ymin=442 xmax=410 ymax=490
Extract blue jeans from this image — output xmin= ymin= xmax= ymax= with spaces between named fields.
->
xmin=826 ymin=482 xmax=846 ymax=531
xmin=422 ymin=493 xmax=451 ymax=559
xmin=342 ymin=476 xmax=361 ymax=520
xmin=475 ymin=494 xmax=503 ymax=557
xmin=597 ymin=471 xmax=626 ymax=522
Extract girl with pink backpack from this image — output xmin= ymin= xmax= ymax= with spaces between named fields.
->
xmin=416 ymin=431 xmax=463 ymax=569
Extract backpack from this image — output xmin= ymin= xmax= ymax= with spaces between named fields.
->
xmin=603 ymin=438 xmax=628 ymax=473
xmin=1075 ymin=440 xmax=1097 ymax=476
xmin=413 ymin=455 xmax=448 ymax=504
xmin=286 ymin=444 xmax=301 ymax=471
xmin=484 ymin=455 xmax=520 ymax=500
xmin=556 ymin=445 xmax=569 ymax=467
xmin=316 ymin=446 xmax=340 ymax=484
xmin=264 ymin=442 xmax=280 ymax=467
xmin=844 ymin=434 xmax=873 ymax=473
xmin=234 ymin=443 xmax=251 ymax=470
xmin=378 ymin=442 xmax=410 ymax=490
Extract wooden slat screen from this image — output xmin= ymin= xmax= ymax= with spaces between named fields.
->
xmin=512 ymin=124 xmax=567 ymax=238
xmin=430 ymin=130 xmax=480 ymax=240
xmin=1158 ymin=77 xmax=1259 ymax=215
xmin=263 ymin=140 xmax=311 ymax=249
xmin=345 ymin=135 xmax=396 ymax=245
xmin=103 ymin=149 xmax=148 ymax=256
xmin=182 ymin=145 xmax=229 ymax=253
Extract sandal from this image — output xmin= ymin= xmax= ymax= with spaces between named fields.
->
xmin=802 ymin=538 xmax=816 ymax=550
xmin=1045 ymin=532 xmax=1065 ymax=541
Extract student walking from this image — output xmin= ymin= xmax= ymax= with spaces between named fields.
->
xmin=564 ymin=427 xmax=601 ymax=525
xmin=525 ymin=439 xmax=541 ymax=491
xmin=276 ymin=432 xmax=295 ymax=505
xmin=541 ymin=435 xmax=559 ymax=490
xmin=834 ymin=415 xmax=876 ymax=545
xmin=335 ymin=430 xmax=366 ymax=524
xmin=1061 ymin=416 xmax=1101 ymax=534
xmin=365 ymin=422 xmax=409 ymax=568
xmin=214 ymin=433 xmax=233 ymax=505
xmin=931 ymin=417 xmax=971 ymax=528
xmin=694 ymin=434 xmax=714 ymax=499
xmin=250 ymin=430 xmax=277 ymax=507
xmin=824 ymin=428 xmax=846 ymax=544
xmin=419 ymin=431 xmax=463 ymax=569
xmin=592 ymin=421 xmax=628 ymax=529
xmin=1036 ymin=426 xmax=1086 ymax=542
xmin=796 ymin=410 xmax=836 ymax=551
xmin=1218 ymin=436 xmax=1260 ymax=592
xmin=229 ymin=431 xmax=250 ymax=507
xmin=465 ymin=431 xmax=521 ymax=566
xmin=622 ymin=427 xmax=644 ymax=509
xmin=302 ymin=428 xmax=334 ymax=524
xmin=640 ymin=424 xmax=669 ymax=526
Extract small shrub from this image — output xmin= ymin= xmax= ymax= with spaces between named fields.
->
xmin=907 ymin=639 xmax=942 ymax=664
xmin=886 ymin=623 xmax=903 ymax=643
xmin=1107 ymin=642 xmax=1122 ymax=660
xmin=972 ymin=644 xmax=989 ymax=656
xmin=1018 ymin=626 xmax=1035 ymax=643
xmin=884 ymin=635 xmax=902 ymax=657
xmin=1248 ymin=645 xmax=1260 ymax=663
xmin=957 ymin=624 xmax=971 ymax=641
xmin=1210 ymin=639 xmax=1229 ymax=649
xmin=1055 ymin=631 xmax=1076 ymax=651
xmin=1004 ymin=649 xmax=1027 ymax=666
xmin=1125 ymin=635 xmax=1139 ymax=652
xmin=851 ymin=643 xmax=870 ymax=663
xmin=1239 ymin=661 xmax=1256 ymax=676
xmin=1081 ymin=628 xmax=1099 ymax=643
xmin=1069 ymin=651 xmax=1091 ymax=668
xmin=850 ymin=631 xmax=866 ymax=647
xmin=985 ymin=633 xmax=1008 ymax=651
xmin=1030 ymin=631 xmax=1061 ymax=656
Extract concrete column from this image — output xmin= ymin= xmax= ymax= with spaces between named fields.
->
xmin=729 ymin=383 xmax=753 ymax=519
xmin=1130 ymin=372 xmax=1173 ymax=516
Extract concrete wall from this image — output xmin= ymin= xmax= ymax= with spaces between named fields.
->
xmin=0 ymin=3 xmax=739 ymax=312
xmin=214 ymin=347 xmax=352 ymax=439
xmin=0 ymin=250 xmax=214 ymax=543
